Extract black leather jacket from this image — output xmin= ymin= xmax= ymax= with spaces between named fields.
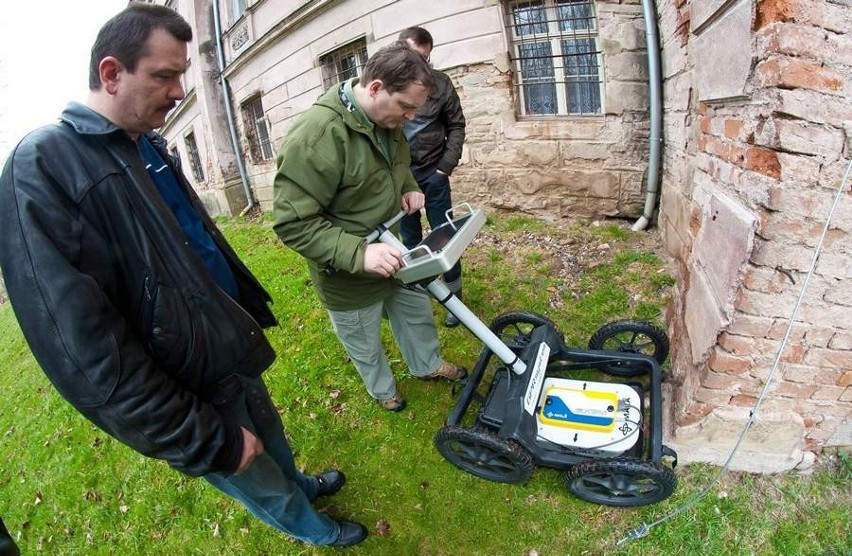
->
xmin=0 ymin=102 xmax=277 ymax=477
xmin=404 ymin=69 xmax=466 ymax=182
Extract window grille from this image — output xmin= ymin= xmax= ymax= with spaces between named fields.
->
xmin=320 ymin=39 xmax=368 ymax=91
xmin=241 ymin=96 xmax=274 ymax=162
xmin=184 ymin=132 xmax=205 ymax=183
xmin=505 ymin=0 xmax=603 ymax=116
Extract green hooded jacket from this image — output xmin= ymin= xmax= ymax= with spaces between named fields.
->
xmin=272 ymin=80 xmax=420 ymax=310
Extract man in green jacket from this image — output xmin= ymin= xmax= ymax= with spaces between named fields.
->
xmin=273 ymin=42 xmax=465 ymax=412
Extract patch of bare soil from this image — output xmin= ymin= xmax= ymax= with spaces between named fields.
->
xmin=465 ymin=217 xmax=673 ymax=293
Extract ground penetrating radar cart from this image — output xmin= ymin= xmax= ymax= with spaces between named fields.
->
xmin=371 ymin=204 xmax=678 ymax=507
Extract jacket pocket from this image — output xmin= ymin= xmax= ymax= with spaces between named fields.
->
xmin=139 ymin=275 xmax=195 ymax=377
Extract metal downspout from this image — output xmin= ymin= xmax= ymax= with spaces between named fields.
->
xmin=212 ymin=1 xmax=256 ymax=214
xmin=632 ymin=0 xmax=663 ymax=231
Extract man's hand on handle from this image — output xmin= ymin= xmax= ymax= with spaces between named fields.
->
xmin=364 ymin=244 xmax=404 ymax=277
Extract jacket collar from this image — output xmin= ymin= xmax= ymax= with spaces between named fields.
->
xmin=316 ymin=82 xmax=373 ymax=134
xmin=60 ymin=101 xmax=127 ymax=137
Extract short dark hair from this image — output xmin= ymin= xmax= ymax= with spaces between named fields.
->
xmin=362 ymin=41 xmax=435 ymax=94
xmin=398 ymin=27 xmax=434 ymax=50
xmin=89 ymin=2 xmax=193 ymax=90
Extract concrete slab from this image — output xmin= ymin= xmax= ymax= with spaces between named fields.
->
xmin=694 ymin=1 xmax=754 ymax=101
xmin=694 ymin=190 xmax=758 ymax=305
xmin=670 ymin=407 xmax=811 ymax=472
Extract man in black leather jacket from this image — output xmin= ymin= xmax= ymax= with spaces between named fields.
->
xmin=0 ymin=3 xmax=364 ymax=548
xmin=398 ymin=27 xmax=467 ymax=327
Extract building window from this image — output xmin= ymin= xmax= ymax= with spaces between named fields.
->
xmin=505 ymin=0 xmax=603 ymax=116
xmin=241 ymin=95 xmax=274 ymax=162
xmin=320 ymin=39 xmax=368 ymax=91
xmin=232 ymin=0 xmax=247 ymax=21
xmin=184 ymin=132 xmax=205 ymax=183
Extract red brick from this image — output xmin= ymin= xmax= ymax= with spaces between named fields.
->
xmin=755 ymin=0 xmax=796 ymax=29
xmin=744 ymin=147 xmax=781 ymax=179
xmin=719 ymin=332 xmax=759 ymax=355
xmin=724 ymin=119 xmax=744 ymax=140
xmin=780 ymin=344 xmax=806 ymax=364
xmin=756 ymin=57 xmax=844 ymax=92
xmin=700 ymin=115 xmax=711 ymax=134
xmin=708 ymin=349 xmax=753 ymax=375
xmin=760 ymin=23 xmax=827 ymax=59
xmin=730 ymin=394 xmax=758 ymax=406
xmin=804 ymin=326 xmax=835 ymax=348
xmin=774 ymin=381 xmax=818 ymax=398
xmin=742 ymin=266 xmax=789 ymax=294
xmin=694 ymin=386 xmax=735 ymax=404
xmin=702 ymin=369 xmax=744 ymax=390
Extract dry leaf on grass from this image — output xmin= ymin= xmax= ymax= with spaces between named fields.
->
xmin=376 ymin=519 xmax=391 ymax=537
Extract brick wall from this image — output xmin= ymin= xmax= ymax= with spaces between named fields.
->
xmin=658 ymin=0 xmax=851 ymax=471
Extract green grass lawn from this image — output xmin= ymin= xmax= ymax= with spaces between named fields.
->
xmin=0 ymin=212 xmax=848 ymax=554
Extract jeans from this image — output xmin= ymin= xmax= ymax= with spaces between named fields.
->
xmin=400 ymin=170 xmax=462 ymax=286
xmin=203 ymin=375 xmax=338 ymax=545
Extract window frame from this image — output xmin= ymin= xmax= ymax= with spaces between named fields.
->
xmin=232 ymin=0 xmax=247 ymax=22
xmin=183 ymin=131 xmax=205 ymax=183
xmin=505 ymin=0 xmax=604 ymax=117
xmin=319 ymin=38 xmax=369 ymax=92
xmin=241 ymin=95 xmax=274 ymax=163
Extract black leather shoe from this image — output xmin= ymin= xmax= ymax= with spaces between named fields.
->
xmin=314 ymin=469 xmax=346 ymax=498
xmin=328 ymin=521 xmax=368 ymax=547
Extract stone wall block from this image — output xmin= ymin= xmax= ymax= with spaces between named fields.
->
xmin=804 ymin=347 xmax=852 ymax=369
xmin=825 ymin=31 xmax=852 ymax=67
xmin=776 ymin=120 xmax=845 ymax=158
xmin=735 ymin=286 xmax=802 ymax=319
xmin=750 ymin=238 xmax=817 ymax=271
xmin=777 ymin=152 xmax=822 ymax=183
xmin=604 ymin=82 xmax=649 ymax=114
xmin=728 ymin=312 xmax=776 ymax=337
xmin=813 ymin=244 xmax=851 ymax=280
xmin=829 ymin=331 xmax=852 ymax=351
xmin=605 ymin=51 xmax=649 ymax=81
xmin=777 ymin=89 xmax=852 ymax=126
xmin=823 ymin=277 xmax=852 ymax=305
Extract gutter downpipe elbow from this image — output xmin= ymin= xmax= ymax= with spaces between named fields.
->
xmin=633 ymin=0 xmax=663 ymax=232
xmin=212 ymin=1 xmax=256 ymax=214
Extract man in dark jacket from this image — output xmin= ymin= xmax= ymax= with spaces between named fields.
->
xmin=398 ymin=27 xmax=467 ymax=327
xmin=0 ymin=3 xmax=364 ymax=548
